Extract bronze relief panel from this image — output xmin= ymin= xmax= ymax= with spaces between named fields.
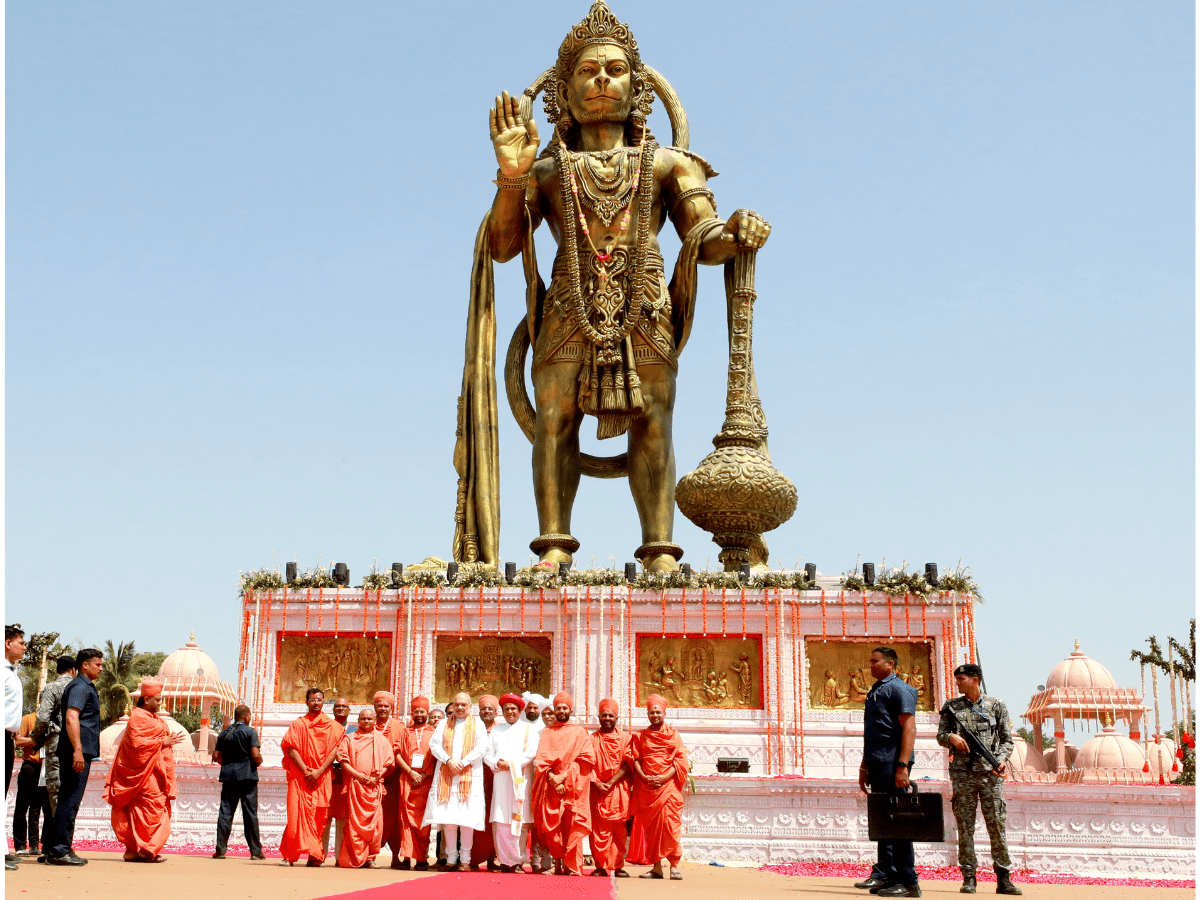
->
xmin=433 ymin=634 xmax=552 ymax=703
xmin=805 ymin=639 xmax=935 ymax=711
xmin=636 ymin=634 xmax=764 ymax=709
xmin=275 ymin=633 xmax=393 ymax=704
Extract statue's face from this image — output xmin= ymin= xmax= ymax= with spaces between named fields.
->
xmin=564 ymin=43 xmax=633 ymax=125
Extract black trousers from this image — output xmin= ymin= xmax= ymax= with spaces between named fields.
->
xmin=867 ymin=760 xmax=917 ymax=886
xmin=13 ymin=760 xmax=50 ymax=849
xmin=49 ymin=756 xmax=91 ymax=858
xmin=4 ymin=732 xmax=13 ymax=792
xmin=214 ymin=780 xmax=262 ymax=856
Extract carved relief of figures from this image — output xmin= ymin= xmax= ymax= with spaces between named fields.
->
xmin=805 ymin=640 xmax=935 ymax=712
xmin=637 ymin=636 xmax=762 ymax=709
xmin=276 ymin=634 xmax=393 ymax=704
xmin=433 ymin=635 xmax=552 ymax=703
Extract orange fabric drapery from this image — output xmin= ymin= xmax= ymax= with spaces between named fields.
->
xmin=279 ymin=712 xmax=345 ymax=864
xmin=336 ymin=729 xmax=394 ymax=868
xmin=103 ymin=706 xmax=176 ymax=860
xmin=627 ymin=723 xmax=688 ymax=867
xmin=532 ymin=721 xmax=595 ymax=874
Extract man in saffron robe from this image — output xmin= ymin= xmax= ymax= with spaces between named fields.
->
xmin=280 ymin=688 xmax=344 ymax=866
xmin=395 ymin=695 xmax=436 ymax=869
xmin=532 ymin=692 xmax=594 ymax=876
xmin=487 ymin=693 xmax=539 ymax=872
xmin=470 ymin=694 xmax=500 ymax=870
xmin=423 ymin=691 xmax=487 ymax=871
xmin=336 ymin=707 xmax=394 ymax=868
xmin=629 ymin=694 xmax=688 ymax=880
xmin=370 ymin=691 xmax=405 ymax=868
xmin=103 ymin=678 xmax=184 ymax=862
xmin=589 ymin=698 xmax=631 ymax=877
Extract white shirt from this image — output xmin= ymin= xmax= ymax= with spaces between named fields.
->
xmin=3 ymin=659 xmax=23 ymax=733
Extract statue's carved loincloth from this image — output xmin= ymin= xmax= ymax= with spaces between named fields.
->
xmin=532 ymin=249 xmax=675 ymax=439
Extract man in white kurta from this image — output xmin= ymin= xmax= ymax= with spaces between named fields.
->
xmin=486 ymin=694 xmax=540 ymax=871
xmin=423 ymin=692 xmax=487 ymax=871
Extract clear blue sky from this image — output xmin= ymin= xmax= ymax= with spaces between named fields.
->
xmin=7 ymin=1 xmax=1194 ymax=729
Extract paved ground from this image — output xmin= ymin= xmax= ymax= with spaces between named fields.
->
xmin=7 ymin=854 xmax=1195 ymax=900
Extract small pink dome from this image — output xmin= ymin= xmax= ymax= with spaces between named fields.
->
xmin=1009 ymin=728 xmax=1049 ymax=772
xmin=1075 ymin=724 xmax=1147 ymax=770
xmin=1044 ymin=641 xmax=1118 ymax=691
xmin=158 ymin=632 xmax=220 ymax=680
xmin=99 ymin=711 xmax=198 ymax=762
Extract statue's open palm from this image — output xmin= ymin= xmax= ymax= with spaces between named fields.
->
xmin=490 ymin=90 xmax=540 ymax=178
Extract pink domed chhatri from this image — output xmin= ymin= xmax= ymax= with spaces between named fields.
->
xmin=98 ymin=707 xmax=210 ymax=764
xmin=1021 ymin=640 xmax=1149 ymax=781
xmin=1044 ymin=641 xmax=1119 ymax=690
xmin=155 ymin=631 xmax=238 ymax=723
xmin=1070 ymin=720 xmax=1151 ymax=783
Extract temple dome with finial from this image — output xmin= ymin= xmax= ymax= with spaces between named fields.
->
xmin=1075 ymin=720 xmax=1147 ymax=771
xmin=158 ymin=631 xmax=220 ymax=680
xmin=1044 ymin=640 xmax=1118 ymax=690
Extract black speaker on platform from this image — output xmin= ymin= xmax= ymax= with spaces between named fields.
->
xmin=447 ymin=562 xmax=459 ymax=583
xmin=333 ymin=562 xmax=349 ymax=585
xmin=286 ymin=562 xmax=297 ymax=584
xmin=804 ymin=562 xmax=817 ymax=584
xmin=863 ymin=562 xmax=876 ymax=586
xmin=505 ymin=562 xmax=516 ymax=585
xmin=559 ymin=562 xmax=570 ymax=578
xmin=391 ymin=563 xmax=403 ymax=586
xmin=716 ymin=758 xmax=750 ymax=774
xmin=925 ymin=563 xmax=938 ymax=587
xmin=625 ymin=563 xmax=637 ymax=583
xmin=739 ymin=562 xmax=750 ymax=582
xmin=681 ymin=563 xmax=692 ymax=579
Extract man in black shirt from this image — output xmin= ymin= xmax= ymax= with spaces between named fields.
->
xmin=213 ymin=705 xmax=264 ymax=859
xmin=47 ymin=648 xmax=104 ymax=866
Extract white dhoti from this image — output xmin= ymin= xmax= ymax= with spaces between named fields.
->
xmin=486 ymin=719 xmax=539 ymax=867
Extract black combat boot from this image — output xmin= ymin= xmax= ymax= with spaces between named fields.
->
xmin=994 ymin=865 xmax=1023 ymax=895
xmin=960 ymin=872 xmax=976 ymax=893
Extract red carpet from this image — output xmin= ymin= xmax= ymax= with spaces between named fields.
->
xmin=318 ymin=872 xmax=614 ymax=899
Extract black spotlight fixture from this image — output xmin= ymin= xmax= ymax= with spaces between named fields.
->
xmin=447 ymin=562 xmax=459 ymax=583
xmin=558 ymin=562 xmax=570 ymax=578
xmin=286 ymin=562 xmax=298 ymax=584
xmin=333 ymin=562 xmax=349 ymax=586
xmin=391 ymin=563 xmax=403 ymax=586
xmin=804 ymin=562 xmax=817 ymax=584
xmin=681 ymin=563 xmax=692 ymax=579
xmin=504 ymin=562 xmax=516 ymax=585
xmin=739 ymin=562 xmax=750 ymax=582
xmin=624 ymin=562 xmax=637 ymax=583
xmin=863 ymin=562 xmax=875 ymax=586
xmin=925 ymin=563 xmax=938 ymax=587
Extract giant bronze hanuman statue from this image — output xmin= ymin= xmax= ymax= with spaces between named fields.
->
xmin=453 ymin=1 xmax=772 ymax=574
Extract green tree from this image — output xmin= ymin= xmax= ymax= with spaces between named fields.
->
xmin=1017 ymin=726 xmax=1053 ymax=750
xmin=172 ymin=703 xmax=224 ymax=735
xmin=96 ymin=640 xmax=138 ymax=728
xmin=132 ymin=652 xmax=167 ymax=679
xmin=1131 ymin=620 xmax=1195 ymax=786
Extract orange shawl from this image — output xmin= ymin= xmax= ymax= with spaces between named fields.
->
xmin=436 ymin=715 xmax=476 ymax=804
xmin=589 ymin=728 xmax=631 ymax=823
xmin=103 ymin=706 xmax=175 ymax=808
xmin=627 ymin=724 xmax=688 ymax=861
xmin=533 ymin=721 xmax=595 ymax=835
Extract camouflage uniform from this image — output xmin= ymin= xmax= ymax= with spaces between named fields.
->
xmin=31 ymin=674 xmax=72 ymax=814
xmin=936 ymin=694 xmax=1014 ymax=875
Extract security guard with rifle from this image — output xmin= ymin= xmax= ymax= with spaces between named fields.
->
xmin=937 ymin=663 xmax=1022 ymax=896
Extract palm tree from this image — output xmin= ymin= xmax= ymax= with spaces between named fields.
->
xmin=97 ymin=640 xmax=137 ymax=727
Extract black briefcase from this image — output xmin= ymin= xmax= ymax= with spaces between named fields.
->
xmin=867 ymin=784 xmax=945 ymax=842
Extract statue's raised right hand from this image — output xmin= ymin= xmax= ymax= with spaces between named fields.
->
xmin=490 ymin=90 xmax=540 ymax=178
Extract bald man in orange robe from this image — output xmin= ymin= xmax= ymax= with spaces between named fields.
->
xmin=532 ymin=692 xmax=595 ymax=875
xmin=103 ymin=679 xmax=185 ymax=862
xmin=336 ymin=707 xmax=394 ymax=868
xmin=371 ymin=691 xmax=406 ymax=868
xmin=589 ymin=698 xmax=632 ymax=877
xmin=280 ymin=688 xmax=345 ymax=866
xmin=394 ymin=695 xmax=436 ymax=869
xmin=628 ymin=694 xmax=689 ymax=880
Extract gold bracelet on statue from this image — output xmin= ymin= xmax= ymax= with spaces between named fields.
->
xmin=493 ymin=170 xmax=530 ymax=191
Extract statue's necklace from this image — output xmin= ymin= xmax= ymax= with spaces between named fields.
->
xmin=563 ymin=126 xmax=647 ymax=281
xmin=556 ymin=129 xmax=656 ymax=354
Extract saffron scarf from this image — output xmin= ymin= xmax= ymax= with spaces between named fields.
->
xmin=436 ymin=715 xmax=476 ymax=804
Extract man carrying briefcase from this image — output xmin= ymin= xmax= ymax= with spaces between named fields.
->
xmin=938 ymin=663 xmax=1022 ymax=896
xmin=856 ymin=647 xmax=921 ymax=898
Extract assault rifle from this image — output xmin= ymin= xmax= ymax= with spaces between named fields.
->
xmin=948 ymin=711 xmax=1004 ymax=776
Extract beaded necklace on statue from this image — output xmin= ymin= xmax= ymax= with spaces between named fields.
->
xmin=556 ymin=124 xmax=655 ymax=367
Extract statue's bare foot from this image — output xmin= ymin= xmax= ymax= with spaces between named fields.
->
xmin=520 ymin=547 xmax=572 ymax=574
xmin=642 ymin=553 xmax=679 ymax=574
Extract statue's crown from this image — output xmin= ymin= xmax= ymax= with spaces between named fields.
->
xmin=556 ymin=0 xmax=642 ymax=80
